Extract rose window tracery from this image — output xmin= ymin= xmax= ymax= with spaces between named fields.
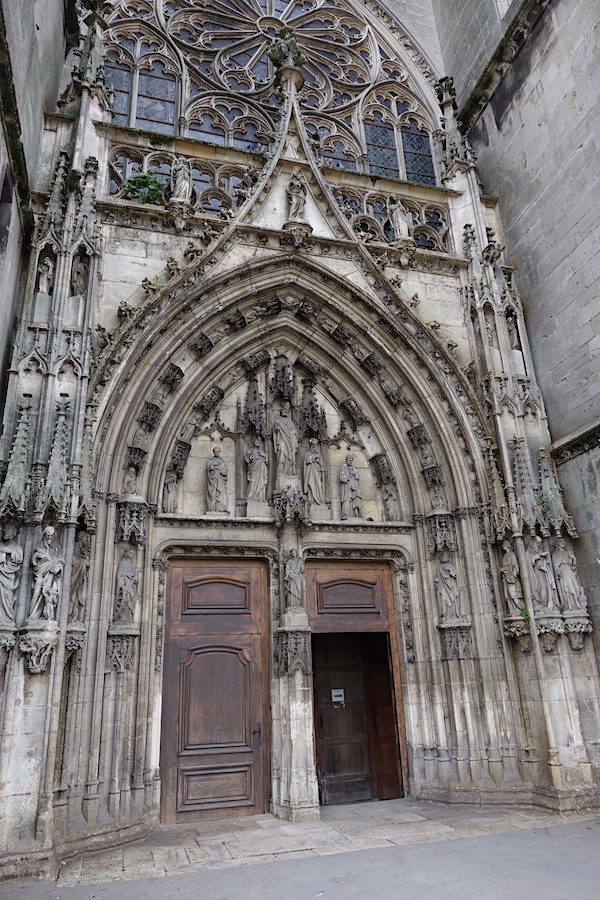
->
xmin=104 ymin=0 xmax=439 ymax=185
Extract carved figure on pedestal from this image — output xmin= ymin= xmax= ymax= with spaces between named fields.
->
xmin=286 ymin=167 xmax=306 ymax=221
xmin=339 ymin=454 xmax=362 ymax=519
xmin=387 ymin=195 xmax=411 ymax=240
xmin=0 ymin=524 xmax=23 ymax=622
xmin=435 ymin=552 xmax=460 ymax=620
xmin=246 ymin=438 xmax=268 ymax=502
xmin=273 ymin=402 xmax=298 ymax=476
xmin=303 ymin=438 xmax=326 ymax=505
xmin=552 ymin=537 xmax=587 ymax=611
xmin=431 ymin=487 xmax=447 ymax=510
xmin=500 ymin=539 xmax=524 ymax=615
xmin=29 ymin=526 xmax=64 ymax=620
xmin=382 ymin=482 xmax=400 ymax=521
xmin=37 ymin=256 xmax=55 ymax=295
xmin=507 ymin=313 xmax=521 ymax=350
xmin=170 ymin=157 xmax=193 ymax=203
xmin=69 ymin=532 xmax=90 ymax=622
xmin=70 ymin=253 xmax=89 ymax=296
xmin=284 ymin=549 xmax=304 ymax=608
xmin=114 ymin=547 xmax=138 ymax=624
xmin=526 ymin=534 xmax=557 ymax=611
xmin=122 ymin=466 xmax=138 ymax=496
xmin=162 ymin=470 xmax=178 ymax=513
xmin=206 ymin=447 xmax=229 ymax=513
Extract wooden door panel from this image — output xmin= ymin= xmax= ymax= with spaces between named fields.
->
xmin=161 ymin=559 xmax=267 ymax=823
xmin=180 ymin=644 xmax=250 ymax=751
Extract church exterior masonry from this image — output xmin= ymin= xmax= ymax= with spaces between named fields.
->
xmin=0 ymin=0 xmax=599 ymax=879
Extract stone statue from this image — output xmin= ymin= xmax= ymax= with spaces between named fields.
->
xmin=435 ymin=552 xmax=460 ymax=620
xmin=526 ymin=534 xmax=557 ymax=611
xmin=162 ymin=470 xmax=178 ymax=513
xmin=69 ymin=532 xmax=90 ymax=622
xmin=387 ymin=195 xmax=411 ymax=240
xmin=0 ymin=524 xmax=23 ymax=623
xmin=246 ymin=438 xmax=268 ymax=503
xmin=431 ymin=487 xmax=447 ymax=510
xmin=421 ymin=443 xmax=435 ymax=466
xmin=552 ymin=537 xmax=587 ymax=611
xmin=500 ymin=539 xmax=524 ymax=615
xmin=38 ymin=256 xmax=55 ymax=295
xmin=286 ymin=167 xmax=306 ymax=221
xmin=29 ymin=526 xmax=64 ymax=620
xmin=170 ymin=157 xmax=193 ymax=204
xmin=273 ymin=402 xmax=298 ymax=476
xmin=114 ymin=546 xmax=138 ymax=624
xmin=206 ymin=446 xmax=229 ymax=513
xmin=284 ymin=549 xmax=304 ymax=607
xmin=339 ymin=454 xmax=362 ymax=519
xmin=122 ymin=466 xmax=138 ymax=496
xmin=507 ymin=314 xmax=521 ymax=350
xmin=382 ymin=482 xmax=400 ymax=521
xmin=303 ymin=438 xmax=326 ymax=505
xmin=70 ymin=253 xmax=89 ymax=296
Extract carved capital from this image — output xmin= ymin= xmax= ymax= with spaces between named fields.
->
xmin=536 ymin=613 xmax=564 ymax=652
xmin=503 ymin=614 xmax=531 ymax=653
xmin=563 ymin=611 xmax=592 ymax=651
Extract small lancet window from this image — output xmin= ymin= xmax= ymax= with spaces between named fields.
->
xmin=136 ymin=61 xmax=176 ymax=134
xmin=365 ymin=110 xmax=399 ymax=178
xmin=105 ymin=55 xmax=132 ymax=126
xmin=401 ymin=118 xmax=435 ymax=185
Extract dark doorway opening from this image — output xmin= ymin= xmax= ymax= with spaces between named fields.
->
xmin=312 ymin=632 xmax=402 ymax=805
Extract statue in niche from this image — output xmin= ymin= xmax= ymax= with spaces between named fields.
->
xmin=29 ymin=526 xmax=64 ymax=620
xmin=70 ymin=253 xmax=89 ymax=296
xmin=206 ymin=446 xmax=229 ymax=513
xmin=435 ymin=552 xmax=460 ymax=620
xmin=284 ymin=549 xmax=304 ymax=607
xmin=170 ymin=157 xmax=193 ymax=204
xmin=507 ymin=313 xmax=521 ymax=350
xmin=383 ymin=482 xmax=400 ymax=521
xmin=0 ymin=523 xmax=23 ymax=623
xmin=421 ymin=443 xmax=435 ymax=467
xmin=69 ymin=532 xmax=90 ymax=622
xmin=431 ymin=487 xmax=447 ymax=510
xmin=526 ymin=534 xmax=557 ymax=611
xmin=162 ymin=470 xmax=178 ymax=513
xmin=339 ymin=454 xmax=363 ymax=519
xmin=500 ymin=539 xmax=524 ymax=615
xmin=286 ymin=167 xmax=306 ymax=221
xmin=273 ymin=401 xmax=298 ymax=476
xmin=246 ymin=438 xmax=268 ymax=503
xmin=387 ymin=195 xmax=411 ymax=241
xmin=552 ymin=537 xmax=587 ymax=611
xmin=37 ymin=256 xmax=55 ymax=295
xmin=114 ymin=546 xmax=138 ymax=624
xmin=303 ymin=438 xmax=326 ymax=505
xmin=122 ymin=466 xmax=138 ymax=496
xmin=485 ymin=315 xmax=498 ymax=349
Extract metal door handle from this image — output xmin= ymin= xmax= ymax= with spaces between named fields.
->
xmin=253 ymin=722 xmax=262 ymax=747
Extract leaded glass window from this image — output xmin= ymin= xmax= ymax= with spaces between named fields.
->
xmin=401 ymin=118 xmax=436 ymax=186
xmin=365 ymin=111 xmax=399 ymax=178
xmin=105 ymin=56 xmax=131 ymax=127
xmin=136 ymin=62 xmax=176 ymax=134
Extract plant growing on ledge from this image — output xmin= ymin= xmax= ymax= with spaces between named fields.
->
xmin=121 ymin=172 xmax=165 ymax=205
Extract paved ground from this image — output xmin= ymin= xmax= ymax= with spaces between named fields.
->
xmin=6 ymin=799 xmax=600 ymax=899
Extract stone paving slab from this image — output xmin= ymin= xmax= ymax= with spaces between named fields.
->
xmin=51 ymin=798 xmax=600 ymax=887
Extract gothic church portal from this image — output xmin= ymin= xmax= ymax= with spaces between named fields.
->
xmin=0 ymin=0 xmax=599 ymax=879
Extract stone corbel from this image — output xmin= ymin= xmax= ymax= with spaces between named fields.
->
xmin=562 ymin=610 xmax=593 ymax=651
xmin=280 ymin=221 xmax=313 ymax=250
xmin=535 ymin=612 xmax=564 ymax=652
xmin=18 ymin=620 xmax=59 ymax=674
xmin=503 ymin=614 xmax=532 ymax=653
xmin=105 ymin=623 xmax=140 ymax=674
xmin=0 ymin=627 xmax=16 ymax=679
xmin=274 ymin=627 xmax=311 ymax=677
xmin=65 ymin=622 xmax=86 ymax=660
xmin=165 ymin=199 xmax=194 ymax=233
xmin=437 ymin=621 xmax=474 ymax=660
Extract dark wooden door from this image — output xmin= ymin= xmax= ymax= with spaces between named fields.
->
xmin=313 ymin=632 xmax=401 ymax=805
xmin=161 ymin=559 xmax=268 ymax=823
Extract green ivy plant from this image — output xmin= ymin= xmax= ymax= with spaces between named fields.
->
xmin=519 ymin=607 xmax=530 ymax=627
xmin=121 ymin=172 xmax=165 ymax=206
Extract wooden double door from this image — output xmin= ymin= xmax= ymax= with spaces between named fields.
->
xmin=160 ymin=559 xmax=269 ymax=823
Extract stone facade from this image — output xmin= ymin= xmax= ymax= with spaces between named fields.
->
xmin=0 ymin=0 xmax=599 ymax=881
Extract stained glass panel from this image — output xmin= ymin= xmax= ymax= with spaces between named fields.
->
xmin=365 ymin=112 xmax=399 ymax=178
xmin=401 ymin=119 xmax=435 ymax=185
xmin=136 ymin=63 xmax=176 ymax=134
